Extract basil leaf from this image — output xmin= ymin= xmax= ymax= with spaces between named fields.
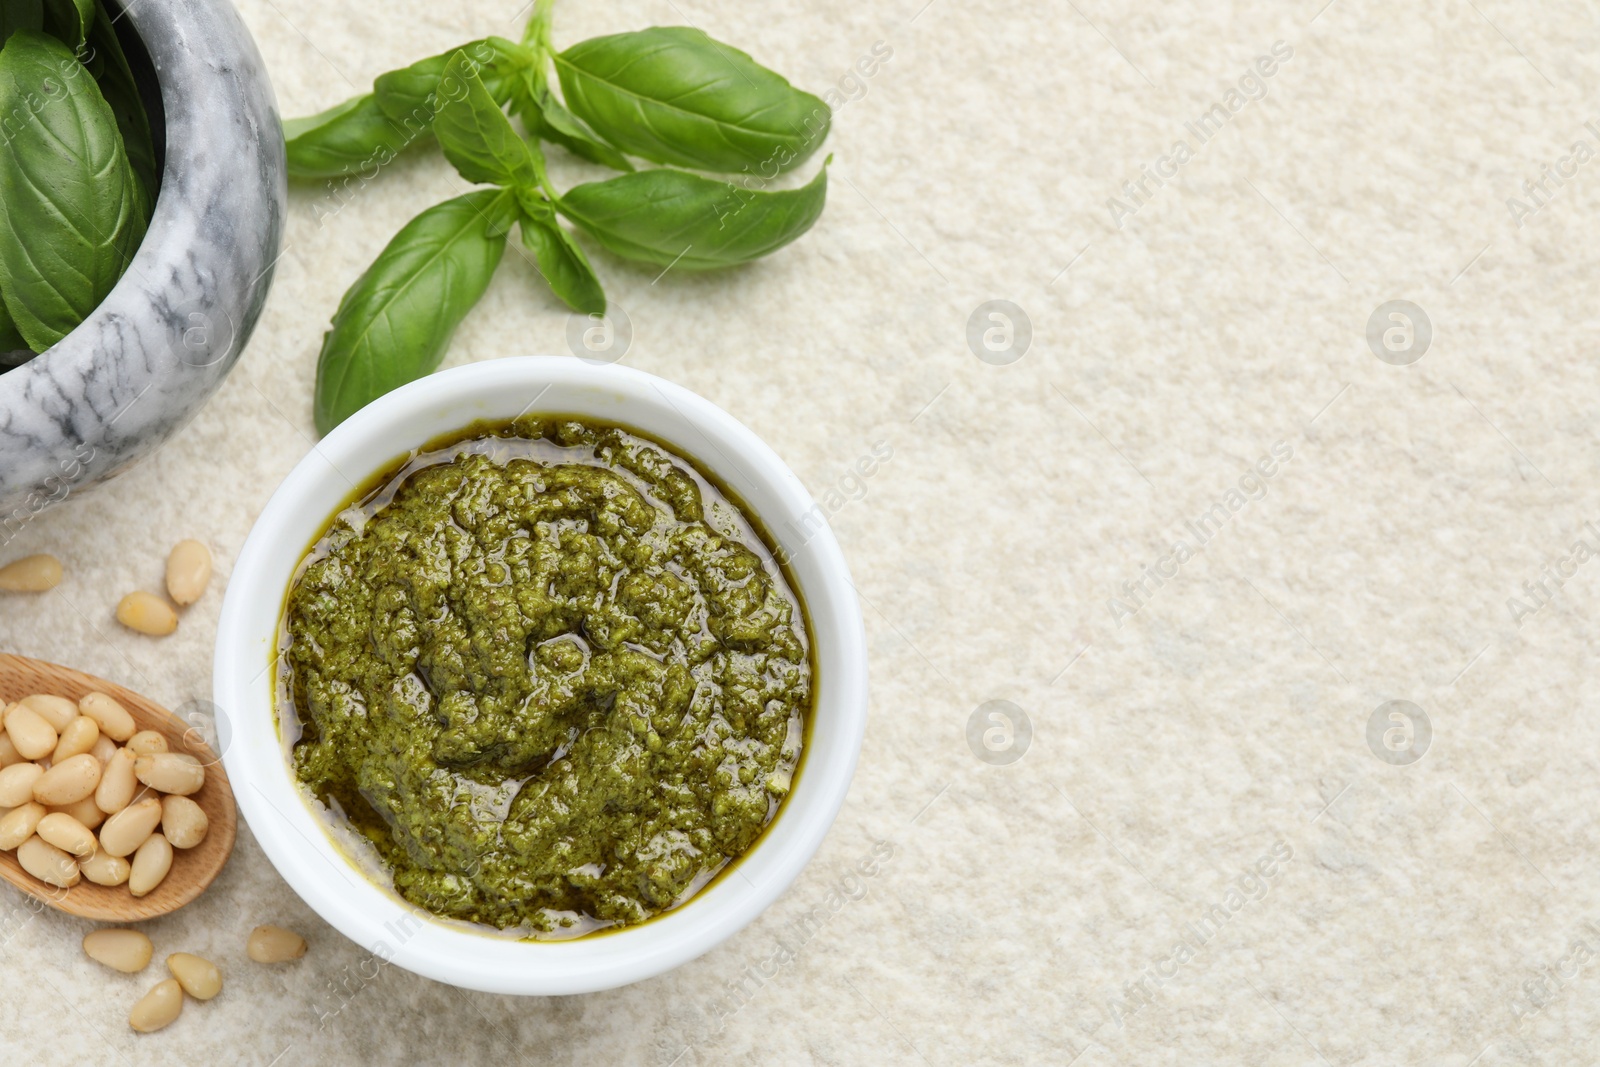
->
xmin=88 ymin=3 xmax=157 ymax=205
xmin=0 ymin=31 xmax=145 ymax=350
xmin=285 ymin=94 xmax=411 ymax=180
xmin=554 ymin=27 xmax=829 ymax=174
xmin=433 ymin=50 xmax=538 ymax=188
xmin=514 ymin=191 xmax=605 ymax=315
xmin=43 ymin=0 xmax=91 ymax=46
xmin=0 ymin=287 xmax=29 ymax=356
xmin=374 ymin=37 xmax=528 ymax=138
xmin=557 ymin=160 xmax=828 ymax=270
xmin=314 ymin=189 xmax=512 ymax=433
xmin=0 ymin=1 xmax=42 ymax=46
xmin=517 ymin=82 xmax=633 ymax=172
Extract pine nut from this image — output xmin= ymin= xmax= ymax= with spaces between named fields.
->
xmin=5 ymin=705 xmax=57 ymax=760
xmin=0 ymin=553 xmax=62 ymax=592
xmin=116 ymin=592 xmax=177 ymax=636
xmin=36 ymin=812 xmax=97 ymax=857
xmin=246 ymin=925 xmax=307 ymax=963
xmin=160 ymin=795 xmax=208 ymax=849
xmin=95 ymin=748 xmax=138 ymax=815
xmin=79 ymin=850 xmax=131 ymax=887
xmin=0 ymin=801 xmax=45 ymax=849
xmin=134 ymin=753 xmax=204 ymax=796
xmin=17 ymin=834 xmax=80 ymax=887
xmin=89 ymin=735 xmax=117 ymax=765
xmin=126 ymin=731 xmax=168 ymax=756
xmin=99 ymin=796 xmax=162 ymax=857
xmin=51 ymin=716 xmax=99 ymax=763
xmin=20 ymin=694 xmax=78 ymax=732
xmin=128 ymin=833 xmax=172 ymax=897
xmin=128 ymin=978 xmax=183 ymax=1032
xmin=52 ymin=795 xmax=106 ymax=831
xmin=165 ymin=540 xmax=212 ymax=606
xmin=32 ymin=753 xmax=102 ymax=806
xmin=0 ymin=734 xmax=22 ymax=769
xmin=79 ymin=692 xmax=136 ymax=742
xmin=166 ymin=952 xmax=222 ymax=1000
xmin=83 ymin=928 xmax=152 ymax=972
xmin=0 ymin=762 xmax=44 ymax=807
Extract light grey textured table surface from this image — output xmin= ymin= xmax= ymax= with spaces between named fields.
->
xmin=2 ymin=0 xmax=1598 ymax=1063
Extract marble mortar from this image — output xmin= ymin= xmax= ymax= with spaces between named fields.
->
xmin=0 ymin=0 xmax=286 ymax=525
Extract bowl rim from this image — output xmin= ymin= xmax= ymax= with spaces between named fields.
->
xmin=213 ymin=357 xmax=868 ymax=995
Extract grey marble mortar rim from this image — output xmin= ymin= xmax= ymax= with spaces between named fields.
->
xmin=0 ymin=0 xmax=286 ymax=533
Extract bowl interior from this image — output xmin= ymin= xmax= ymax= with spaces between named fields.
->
xmin=216 ymin=358 xmax=867 ymax=995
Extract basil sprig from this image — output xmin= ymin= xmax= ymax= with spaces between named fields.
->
xmin=0 ymin=7 xmax=158 ymax=365
xmin=288 ymin=0 xmax=832 ymax=433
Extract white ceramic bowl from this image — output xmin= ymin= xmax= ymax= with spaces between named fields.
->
xmin=214 ymin=358 xmax=867 ymax=995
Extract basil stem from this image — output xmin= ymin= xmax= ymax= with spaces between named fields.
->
xmin=432 ymin=56 xmax=605 ymax=315
xmin=506 ymin=2 xmax=629 ymax=172
xmin=313 ymin=189 xmax=514 ymax=433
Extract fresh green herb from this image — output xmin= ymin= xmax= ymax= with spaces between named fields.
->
xmin=516 ymin=87 xmax=632 ymax=173
xmin=87 ymin=1 xmax=157 ymax=206
xmin=558 ymin=160 xmax=830 ymax=271
xmin=0 ymin=2 xmax=158 ymax=370
xmin=506 ymin=0 xmax=632 ymax=174
xmin=290 ymin=0 xmax=831 ymax=430
xmin=434 ymin=53 xmax=606 ymax=315
xmin=372 ymin=37 xmax=526 ymax=133
xmin=0 ymin=30 xmax=146 ymax=351
xmin=432 ymin=51 xmax=540 ymax=190
xmin=43 ymin=0 xmax=93 ymax=48
xmin=283 ymin=42 xmax=528 ymax=183
xmin=554 ymin=27 xmax=828 ymax=175
xmin=515 ymin=191 xmax=605 ymax=316
xmin=312 ymin=188 xmax=513 ymax=434
xmin=282 ymin=95 xmax=409 ymax=181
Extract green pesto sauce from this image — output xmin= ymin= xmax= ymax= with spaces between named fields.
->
xmin=280 ymin=416 xmax=811 ymax=936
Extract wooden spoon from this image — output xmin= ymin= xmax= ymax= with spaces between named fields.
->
xmin=0 ymin=653 xmax=236 ymax=921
